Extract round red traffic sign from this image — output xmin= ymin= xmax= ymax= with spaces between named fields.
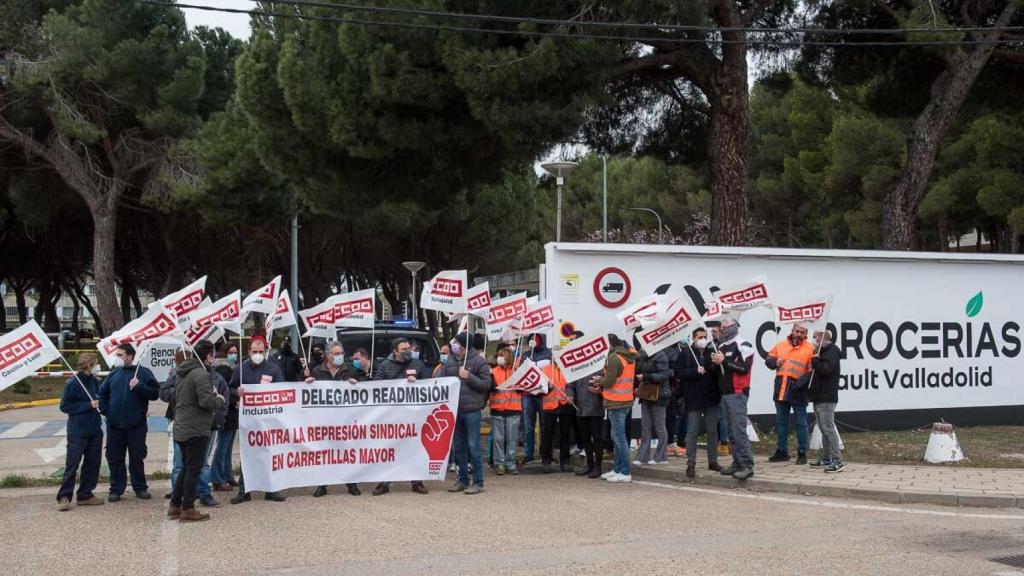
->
xmin=593 ymin=267 xmax=631 ymax=308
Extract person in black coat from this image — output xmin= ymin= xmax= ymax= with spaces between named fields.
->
xmin=675 ymin=328 xmax=722 ymax=477
xmin=56 ymin=353 xmax=106 ymax=511
xmin=808 ymin=330 xmax=843 ymax=472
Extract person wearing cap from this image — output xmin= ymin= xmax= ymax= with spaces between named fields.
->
xmin=56 ymin=353 xmax=105 ymax=511
xmin=766 ymin=323 xmax=815 ymax=465
xmin=443 ymin=332 xmax=492 ymax=494
xmin=808 ymin=330 xmax=843 ymax=473
xmin=229 ymin=336 xmax=287 ymax=504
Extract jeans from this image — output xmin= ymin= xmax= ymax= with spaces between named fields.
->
xmin=491 ymin=412 xmax=520 ymax=470
xmin=541 ymin=411 xmax=573 ymax=465
xmin=607 ymin=407 xmax=631 ymax=475
xmin=209 ymin=429 xmax=235 ymax=484
xmin=578 ymin=416 xmax=604 ymax=471
xmin=813 ymin=402 xmax=841 ymax=463
xmin=723 ymin=393 xmax=753 ymax=470
xmin=106 ymin=424 xmax=149 ymax=495
xmin=521 ymin=395 xmax=542 ymax=460
xmin=719 ymin=402 xmax=731 ymax=444
xmin=171 ymin=434 xmax=213 ymax=499
xmin=685 ymin=408 xmax=720 ymax=466
xmin=57 ymin=434 xmax=103 ymax=501
xmin=775 ymin=401 xmax=809 ymax=454
xmin=637 ymin=403 xmax=668 ymax=462
xmin=453 ymin=410 xmax=483 ymax=487
xmin=171 ymin=435 xmax=210 ymax=510
xmin=666 ymin=397 xmax=683 ymax=445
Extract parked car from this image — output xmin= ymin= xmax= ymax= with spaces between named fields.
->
xmin=335 ymin=322 xmax=442 ymax=370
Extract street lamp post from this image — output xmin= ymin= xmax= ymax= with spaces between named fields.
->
xmin=541 ymin=161 xmax=579 ymax=243
xmin=402 ymin=261 xmax=426 ymax=328
xmin=631 ymin=207 xmax=663 ymax=244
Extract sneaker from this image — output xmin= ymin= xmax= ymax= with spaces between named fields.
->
xmin=768 ymin=451 xmax=790 ymax=463
xmin=509 ymin=468 xmax=519 ymax=476
xmin=464 ymin=484 xmax=485 ymax=495
xmin=825 ymin=461 xmax=845 ymax=474
xmin=632 ymin=460 xmax=644 ymax=466
xmin=107 ymin=493 xmax=121 ymax=503
xmin=653 ymin=460 xmax=669 ymax=465
xmin=178 ymin=508 xmax=211 ymax=523
xmin=230 ymin=493 xmax=251 ymax=504
xmin=57 ymin=497 xmax=72 ymax=512
xmin=495 ymin=465 xmax=506 ymax=476
xmin=77 ymin=496 xmax=104 ymax=506
xmin=447 ymin=483 xmax=466 ymax=493
xmin=719 ymin=465 xmax=737 ymax=476
xmin=685 ymin=464 xmax=695 ymax=479
xmin=607 ymin=474 xmax=632 ymax=483
xmin=647 ymin=460 xmax=658 ymax=465
xmin=198 ymin=495 xmax=220 ymax=508
xmin=809 ymin=458 xmax=832 ymax=468
xmin=601 ymin=470 xmax=617 ymax=479
xmin=569 ymin=446 xmax=582 ymax=457
xmin=135 ymin=490 xmax=152 ymax=500
xmin=733 ymin=468 xmax=754 ymax=480
xmin=796 ymin=452 xmax=808 ymax=465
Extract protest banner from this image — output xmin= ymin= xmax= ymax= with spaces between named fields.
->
xmin=97 ymin=303 xmax=180 ymax=366
xmin=485 ymin=292 xmax=527 ymax=340
xmin=616 ymin=294 xmax=660 ymax=331
xmin=715 ymin=277 xmax=773 ymax=312
xmin=497 ymin=359 xmax=549 ymax=395
xmin=420 ymin=270 xmax=468 ymax=315
xmin=636 ymin=296 xmax=700 ymax=356
xmin=241 ymin=276 xmax=281 ymax=318
xmin=465 ymin=282 xmax=492 ymax=317
xmin=774 ymin=295 xmax=833 ymax=334
xmin=333 ymin=289 xmax=376 ymax=329
xmin=160 ymin=276 xmax=207 ymax=318
xmin=555 ymin=334 xmax=610 ymax=381
xmin=0 ymin=320 xmax=62 ymax=392
xmin=239 ymin=378 xmax=461 ymax=491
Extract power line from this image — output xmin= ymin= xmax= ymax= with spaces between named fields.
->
xmin=254 ymin=0 xmax=1024 ymax=36
xmin=145 ymin=1 xmax=1024 ymax=47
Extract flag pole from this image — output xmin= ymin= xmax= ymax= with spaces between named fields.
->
xmin=57 ymin=354 xmax=96 ymax=405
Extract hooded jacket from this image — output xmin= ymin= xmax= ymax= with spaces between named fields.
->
xmin=522 ymin=334 xmax=553 ymax=364
xmin=807 ymin=341 xmax=841 ymax=404
xmin=98 ymin=365 xmax=159 ymax=429
xmin=597 ymin=345 xmax=637 ymax=410
xmin=440 ymin=349 xmax=492 ymax=413
xmin=172 ymin=358 xmax=225 ymax=442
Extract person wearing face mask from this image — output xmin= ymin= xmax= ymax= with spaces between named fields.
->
xmin=432 ymin=344 xmax=450 ymax=378
xmin=676 ymin=328 xmax=722 ymax=478
xmin=98 ymin=343 xmax=160 ymax=502
xmin=168 ymin=339 xmax=226 ymax=522
xmin=489 ymin=345 xmax=520 ymax=476
xmin=56 ymin=353 xmax=105 ymax=511
xmin=274 ymin=338 xmax=305 ymax=382
xmin=229 ymin=336 xmax=287 ymax=504
xmin=710 ymin=319 xmax=756 ymax=480
xmin=566 ymin=335 xmax=605 ymax=479
xmin=594 ymin=334 xmax=636 ymax=483
xmin=765 ymin=323 xmax=815 ymax=465
xmin=307 ymin=341 xmax=363 ymax=498
xmin=372 ymin=337 xmax=433 ymax=496
xmin=209 ymin=343 xmax=240 ymax=492
xmin=308 ymin=343 xmax=326 ymax=371
xmin=518 ymin=334 xmax=550 ymax=464
xmin=351 ymin=347 xmax=372 ymax=380
xmin=443 ymin=332 xmax=493 ymax=494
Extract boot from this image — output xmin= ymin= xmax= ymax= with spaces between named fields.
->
xmin=685 ymin=464 xmax=695 ymax=479
xmin=167 ymin=505 xmax=181 ymax=519
xmin=178 ymin=508 xmax=211 ymax=522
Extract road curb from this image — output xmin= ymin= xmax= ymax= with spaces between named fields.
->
xmin=0 ymin=398 xmax=61 ymax=412
xmin=623 ymin=464 xmax=1020 ymax=508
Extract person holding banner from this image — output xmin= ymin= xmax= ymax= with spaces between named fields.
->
xmin=56 ymin=353 xmax=105 ymax=511
xmin=168 ymin=339 xmax=226 ymax=522
xmin=443 ymin=333 xmax=493 ymax=494
xmin=632 ymin=334 xmax=672 ymax=466
xmin=372 ymin=338 xmax=433 ymax=496
xmin=808 ymin=330 xmax=844 ymax=473
xmin=210 ymin=343 xmax=240 ymax=491
xmin=677 ymin=329 xmax=722 ymax=478
xmin=308 ymin=342 xmax=364 ymax=498
xmin=518 ymin=334 xmax=551 ymax=464
xmin=594 ymin=335 xmax=636 ymax=484
xmin=567 ymin=354 xmax=604 ymax=479
xmin=99 ymin=344 xmax=160 ymax=502
xmin=230 ymin=337 xmax=287 ymax=504
xmin=489 ymin=346 xmax=521 ymax=476
xmin=711 ymin=319 xmax=756 ymax=480
xmin=539 ymin=355 xmax=575 ymax=474
xmin=765 ymin=324 xmax=815 ymax=465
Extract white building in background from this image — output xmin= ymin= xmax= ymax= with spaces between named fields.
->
xmin=0 ymin=282 xmax=155 ymax=334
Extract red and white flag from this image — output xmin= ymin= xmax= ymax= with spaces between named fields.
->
xmin=775 ymin=295 xmax=832 ymax=332
xmin=497 ymin=358 xmax=550 ymax=395
xmin=420 ymin=270 xmax=468 ymax=314
xmin=555 ymin=334 xmax=610 ymax=381
xmin=514 ymin=300 xmax=556 ymax=336
xmin=160 ymin=276 xmax=207 ymax=319
xmin=0 ymin=321 xmax=62 ymax=392
xmin=299 ymin=298 xmax=337 ymax=338
xmin=241 ymin=276 xmax=281 ymax=318
xmin=636 ymin=296 xmax=700 ymax=356
xmin=616 ymin=294 xmax=661 ymax=331
xmin=714 ymin=277 xmax=773 ymax=312
xmin=466 ymin=282 xmax=492 ymax=317
xmin=98 ymin=303 xmax=181 ymax=365
xmin=265 ymin=289 xmax=298 ymax=334
xmin=182 ymin=291 xmax=242 ymax=345
xmin=334 ymin=289 xmax=376 ymax=329
xmin=485 ymin=292 xmax=527 ymax=340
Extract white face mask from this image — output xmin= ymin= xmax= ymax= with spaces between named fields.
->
xmin=90 ymin=364 xmax=101 ymax=376
xmin=110 ymin=356 xmax=125 ymax=369
xmin=251 ymin=353 xmax=266 ymax=365
xmin=496 ymin=356 xmax=507 ymax=367
xmin=694 ymin=338 xmax=709 ymax=350
xmin=530 ymin=340 xmax=538 ymax=349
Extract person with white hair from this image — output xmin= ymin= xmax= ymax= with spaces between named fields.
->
xmin=808 ymin=330 xmax=844 ymax=472
xmin=711 ymin=319 xmax=756 ymax=480
xmin=765 ymin=323 xmax=815 ymax=465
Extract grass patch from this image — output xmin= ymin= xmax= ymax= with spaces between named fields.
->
xmin=748 ymin=425 xmax=1024 ymax=468
xmin=0 ymin=378 xmax=65 ymax=404
xmin=1 ymin=469 xmax=173 ymax=489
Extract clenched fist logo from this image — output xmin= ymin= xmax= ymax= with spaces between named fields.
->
xmin=421 ymin=404 xmax=456 ymax=475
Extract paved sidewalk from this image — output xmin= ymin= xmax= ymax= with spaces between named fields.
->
xmin=622 ymin=452 xmax=1024 ymax=508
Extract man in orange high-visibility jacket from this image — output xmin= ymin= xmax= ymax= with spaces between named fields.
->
xmin=490 ymin=346 xmax=521 ymax=475
xmin=539 ymin=357 xmax=575 ymax=474
xmin=593 ymin=334 xmax=637 ymax=483
xmin=765 ymin=324 xmax=815 ymax=465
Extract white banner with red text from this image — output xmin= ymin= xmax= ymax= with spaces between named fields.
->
xmin=239 ymin=378 xmax=461 ymax=492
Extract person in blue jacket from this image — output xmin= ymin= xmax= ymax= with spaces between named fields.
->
xmin=56 ymin=353 xmax=106 ymax=511
xmin=98 ymin=343 xmax=160 ymax=501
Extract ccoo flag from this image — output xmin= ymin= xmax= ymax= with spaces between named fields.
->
xmin=616 ymin=294 xmax=661 ymax=332
xmin=485 ymin=292 xmax=527 ymax=341
xmin=714 ymin=276 xmax=773 ymax=312
xmin=497 ymin=358 xmax=550 ymax=395
xmin=465 ymin=282 xmax=492 ymax=317
xmin=265 ymin=289 xmax=298 ymax=335
xmin=98 ymin=303 xmax=181 ymax=366
xmin=299 ymin=298 xmax=338 ymax=338
xmin=0 ymin=321 xmax=62 ymax=392
xmin=160 ymin=276 xmax=207 ymax=319
xmin=334 ymin=289 xmax=376 ymax=329
xmin=774 ymin=295 xmax=833 ymax=333
xmin=420 ymin=270 xmax=468 ymax=315
xmin=636 ymin=296 xmax=700 ymax=356
xmin=555 ymin=334 xmax=610 ymax=381
xmin=241 ymin=276 xmax=281 ymax=318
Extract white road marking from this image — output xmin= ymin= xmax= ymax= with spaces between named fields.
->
xmin=160 ymin=428 xmax=178 ymax=576
xmin=635 ymin=480 xmax=1024 ymax=521
xmin=0 ymin=421 xmax=45 ymax=439
xmin=33 ymin=438 xmax=67 ymax=463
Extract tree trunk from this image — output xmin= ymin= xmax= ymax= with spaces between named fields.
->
xmin=71 ymin=283 xmax=103 ymax=334
xmin=92 ymin=206 xmax=122 ymax=335
xmin=13 ymin=283 xmax=28 ymax=323
xmin=881 ymin=3 xmax=1018 ymax=251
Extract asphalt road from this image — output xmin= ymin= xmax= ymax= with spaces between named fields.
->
xmin=3 ymin=471 xmax=1024 ymax=576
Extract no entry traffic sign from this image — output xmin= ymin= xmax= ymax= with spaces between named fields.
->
xmin=593 ymin=267 xmax=631 ymax=308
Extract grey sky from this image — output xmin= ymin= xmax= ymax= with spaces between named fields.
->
xmin=182 ymin=0 xmax=252 ymax=39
